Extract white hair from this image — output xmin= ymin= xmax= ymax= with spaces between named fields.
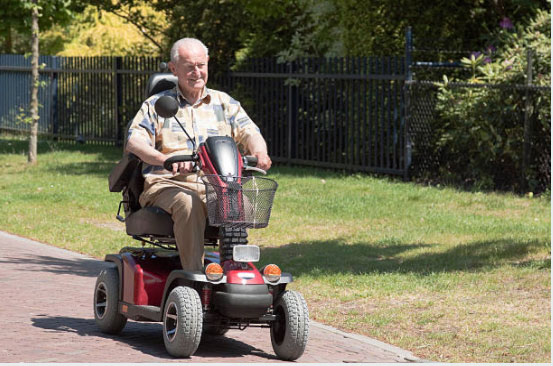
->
xmin=170 ymin=38 xmax=209 ymax=62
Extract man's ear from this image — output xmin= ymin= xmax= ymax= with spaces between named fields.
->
xmin=168 ymin=61 xmax=177 ymax=75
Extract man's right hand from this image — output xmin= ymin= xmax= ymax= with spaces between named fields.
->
xmin=168 ymin=161 xmax=195 ymax=175
xmin=127 ymin=135 xmax=197 ymax=176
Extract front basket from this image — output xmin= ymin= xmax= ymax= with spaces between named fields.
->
xmin=201 ymin=175 xmax=278 ymax=229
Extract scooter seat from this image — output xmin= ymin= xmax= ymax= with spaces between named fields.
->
xmin=125 ymin=206 xmax=221 ymax=241
xmin=125 ymin=206 xmax=174 ymax=237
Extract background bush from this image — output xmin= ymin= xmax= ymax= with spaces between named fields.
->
xmin=432 ymin=9 xmax=550 ymax=192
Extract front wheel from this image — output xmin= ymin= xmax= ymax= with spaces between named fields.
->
xmin=270 ymin=290 xmax=309 ymax=361
xmin=163 ymin=286 xmax=203 ymax=358
xmin=93 ymin=267 xmax=127 ymax=334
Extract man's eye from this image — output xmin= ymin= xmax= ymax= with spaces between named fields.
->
xmin=184 ymin=63 xmax=206 ymax=70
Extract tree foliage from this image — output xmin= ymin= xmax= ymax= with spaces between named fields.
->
xmin=4 ymin=0 xmax=550 ymax=61
xmin=88 ymin=0 xmax=248 ymax=72
xmin=240 ymin=0 xmax=341 ymax=62
xmin=433 ymin=8 xmax=551 ymax=191
xmin=0 ymin=0 xmax=85 ymax=53
xmin=155 ymin=0 xmax=249 ymax=73
xmin=57 ymin=0 xmax=549 ymax=71
xmin=334 ymin=0 xmax=550 ymax=56
xmin=42 ymin=3 xmax=166 ymax=56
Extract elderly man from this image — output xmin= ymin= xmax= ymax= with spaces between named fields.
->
xmin=126 ymin=38 xmax=271 ymax=272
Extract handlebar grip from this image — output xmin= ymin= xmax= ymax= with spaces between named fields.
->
xmin=163 ymin=155 xmax=195 ymax=171
xmin=245 ymin=156 xmax=258 ymax=166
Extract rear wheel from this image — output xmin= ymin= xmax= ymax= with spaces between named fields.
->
xmin=163 ymin=286 xmax=203 ymax=358
xmin=270 ymin=290 xmax=309 ymax=361
xmin=93 ymin=267 xmax=127 ymax=334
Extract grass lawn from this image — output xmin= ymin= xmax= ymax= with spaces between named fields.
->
xmin=0 ymin=135 xmax=550 ymax=362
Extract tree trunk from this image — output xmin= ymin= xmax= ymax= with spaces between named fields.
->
xmin=5 ymin=25 xmax=12 ymax=54
xmin=28 ymin=0 xmax=39 ymax=164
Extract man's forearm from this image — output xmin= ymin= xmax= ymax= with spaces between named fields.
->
xmin=126 ymin=135 xmax=166 ymax=167
xmin=246 ymin=133 xmax=271 ymax=170
xmin=247 ymin=133 xmax=268 ymax=155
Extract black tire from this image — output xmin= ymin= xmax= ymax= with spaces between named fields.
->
xmin=93 ymin=267 xmax=127 ymax=334
xmin=270 ymin=290 xmax=309 ymax=361
xmin=163 ymin=286 xmax=203 ymax=358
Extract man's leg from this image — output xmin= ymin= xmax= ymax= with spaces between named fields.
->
xmin=141 ymin=185 xmax=206 ymax=271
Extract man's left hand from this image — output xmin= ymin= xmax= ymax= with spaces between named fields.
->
xmin=254 ymin=152 xmax=272 ymax=171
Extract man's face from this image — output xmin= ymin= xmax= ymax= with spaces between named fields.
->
xmin=170 ymin=45 xmax=209 ymax=98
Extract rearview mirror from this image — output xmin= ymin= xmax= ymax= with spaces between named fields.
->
xmin=154 ymin=96 xmax=179 ymax=118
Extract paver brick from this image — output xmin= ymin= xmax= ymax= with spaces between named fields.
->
xmin=0 ymin=231 xmax=418 ymax=363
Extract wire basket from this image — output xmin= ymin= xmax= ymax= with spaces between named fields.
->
xmin=201 ymin=175 xmax=278 ymax=229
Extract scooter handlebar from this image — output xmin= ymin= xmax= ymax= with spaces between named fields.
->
xmin=244 ymin=156 xmax=258 ymax=166
xmin=163 ymin=155 xmax=196 ymax=171
xmin=243 ymin=155 xmax=267 ymax=175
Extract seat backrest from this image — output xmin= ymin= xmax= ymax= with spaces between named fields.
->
xmin=109 ymin=72 xmax=178 ymax=216
xmin=145 ymin=73 xmax=178 ymax=99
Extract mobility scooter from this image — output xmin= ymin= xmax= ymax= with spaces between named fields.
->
xmin=93 ymin=69 xmax=309 ymax=360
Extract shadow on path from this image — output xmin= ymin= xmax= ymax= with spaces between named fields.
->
xmin=0 ymin=255 xmax=107 ymax=277
xmin=31 ymin=316 xmax=277 ymax=361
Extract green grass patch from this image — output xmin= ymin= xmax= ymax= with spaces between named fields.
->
xmin=0 ymin=134 xmax=550 ymax=362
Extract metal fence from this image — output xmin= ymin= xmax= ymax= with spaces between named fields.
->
xmin=0 ymin=55 xmax=162 ymax=144
xmin=0 ymin=54 xmax=57 ymax=134
xmin=0 ymin=54 xmax=408 ymax=176
xmin=404 ymin=27 xmax=551 ymax=193
xmin=407 ymin=80 xmax=551 ymax=192
xmin=0 ymin=53 xmax=550 ymax=191
xmin=217 ymin=57 xmax=407 ymax=175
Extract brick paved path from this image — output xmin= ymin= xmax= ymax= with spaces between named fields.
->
xmin=0 ymin=231 xmax=419 ymax=363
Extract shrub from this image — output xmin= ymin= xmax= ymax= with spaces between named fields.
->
xmin=432 ymin=8 xmax=551 ymax=192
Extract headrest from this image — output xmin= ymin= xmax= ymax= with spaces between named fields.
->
xmin=145 ymin=73 xmax=178 ymax=99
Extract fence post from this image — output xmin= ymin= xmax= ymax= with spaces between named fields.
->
xmin=521 ymin=48 xmax=533 ymax=191
xmin=287 ymin=61 xmax=295 ymax=162
xmin=403 ymin=26 xmax=413 ymax=180
xmin=405 ymin=26 xmax=413 ymax=82
xmin=113 ymin=56 xmax=123 ymax=145
xmin=50 ymin=56 xmax=59 ymax=140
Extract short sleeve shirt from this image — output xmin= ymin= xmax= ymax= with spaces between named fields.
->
xmin=127 ymin=86 xmax=262 ymax=181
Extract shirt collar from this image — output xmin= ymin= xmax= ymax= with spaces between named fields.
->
xmin=175 ymin=86 xmax=211 ymax=106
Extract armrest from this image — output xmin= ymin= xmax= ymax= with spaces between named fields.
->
xmin=108 ymin=153 xmax=142 ymax=192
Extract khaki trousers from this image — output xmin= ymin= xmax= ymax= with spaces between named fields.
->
xmin=139 ymin=178 xmax=207 ymax=271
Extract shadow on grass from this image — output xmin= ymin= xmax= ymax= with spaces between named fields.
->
xmin=0 ymin=137 xmax=123 ymax=177
xmin=260 ymin=238 xmax=548 ymax=276
xmin=0 ymin=137 xmax=122 ymax=162
xmin=44 ymin=161 xmax=118 ymax=177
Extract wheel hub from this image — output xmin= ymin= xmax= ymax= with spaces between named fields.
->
xmin=272 ymin=306 xmax=286 ymax=345
xmin=95 ymin=282 xmax=108 ymax=319
xmin=164 ymin=301 xmax=179 ymax=342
